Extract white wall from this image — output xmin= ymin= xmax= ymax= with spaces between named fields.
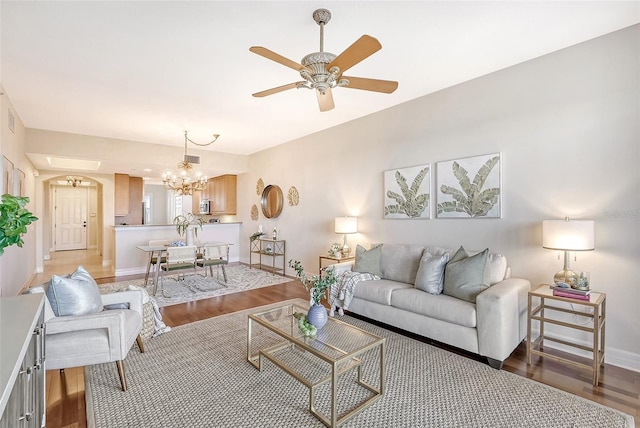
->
xmin=238 ymin=25 xmax=639 ymax=370
xmin=0 ymin=86 xmax=38 ymax=296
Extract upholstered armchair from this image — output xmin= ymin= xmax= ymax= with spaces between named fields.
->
xmin=25 ymin=286 xmax=145 ymax=391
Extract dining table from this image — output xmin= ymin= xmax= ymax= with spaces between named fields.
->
xmin=136 ymin=242 xmax=231 ymax=295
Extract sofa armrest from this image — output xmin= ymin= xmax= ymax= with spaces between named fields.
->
xmin=101 ymin=290 xmax=143 ymax=315
xmin=476 ymin=277 xmax=531 ymax=362
xmin=329 ymin=261 xmax=354 ymax=277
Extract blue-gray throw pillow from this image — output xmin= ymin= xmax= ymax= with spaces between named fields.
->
xmin=46 ymin=266 xmax=103 ymax=317
xmin=415 ymin=252 xmax=450 ymax=294
xmin=353 ymin=244 xmax=383 ymax=277
xmin=443 ymin=248 xmax=489 ymax=303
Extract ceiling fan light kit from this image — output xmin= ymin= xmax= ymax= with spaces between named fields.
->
xmin=250 ymin=9 xmax=398 ymax=112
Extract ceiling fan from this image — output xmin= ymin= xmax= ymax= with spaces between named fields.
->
xmin=250 ymin=8 xmax=398 ymax=112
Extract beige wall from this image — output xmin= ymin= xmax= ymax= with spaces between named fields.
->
xmin=0 ymin=25 xmax=637 ymax=369
xmin=239 ymin=25 xmax=640 ymax=369
xmin=0 ymin=86 xmax=38 ymax=297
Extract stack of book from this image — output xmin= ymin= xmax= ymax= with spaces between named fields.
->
xmin=551 ymin=285 xmax=591 ymax=301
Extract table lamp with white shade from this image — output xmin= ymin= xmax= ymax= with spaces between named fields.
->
xmin=542 ymin=217 xmax=594 ymax=288
xmin=334 ymin=216 xmax=358 ymax=257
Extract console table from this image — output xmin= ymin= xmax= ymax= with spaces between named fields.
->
xmin=250 ymin=238 xmax=286 ymax=276
xmin=0 ymin=293 xmax=46 ymax=427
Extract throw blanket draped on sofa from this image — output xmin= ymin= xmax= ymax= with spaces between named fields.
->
xmin=329 ymin=271 xmax=380 ymax=316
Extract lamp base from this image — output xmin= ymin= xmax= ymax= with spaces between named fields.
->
xmin=342 ymin=244 xmax=351 ymax=257
xmin=553 ymin=269 xmax=579 ymax=288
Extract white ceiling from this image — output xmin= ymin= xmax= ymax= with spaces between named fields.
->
xmin=2 ymin=1 xmax=639 ymax=177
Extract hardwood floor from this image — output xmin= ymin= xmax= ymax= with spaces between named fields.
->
xmin=36 ymin=253 xmax=639 ymax=428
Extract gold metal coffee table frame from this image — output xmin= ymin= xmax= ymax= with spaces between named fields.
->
xmin=247 ymin=303 xmax=385 ymax=427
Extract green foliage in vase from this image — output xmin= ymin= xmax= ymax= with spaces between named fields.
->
xmin=437 ymin=155 xmax=500 ymax=217
xmin=289 ymin=259 xmax=338 ymax=306
xmin=384 ymin=166 xmax=430 ymax=217
xmin=173 ymin=213 xmax=204 ymax=237
xmin=0 ymin=194 xmax=38 ymax=255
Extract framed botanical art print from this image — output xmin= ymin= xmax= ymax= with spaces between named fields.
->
xmin=384 ymin=164 xmax=431 ymax=219
xmin=436 ymin=153 xmax=501 ymax=218
xmin=15 ymin=169 xmax=26 ymax=197
xmin=2 ymin=156 xmax=14 ymax=195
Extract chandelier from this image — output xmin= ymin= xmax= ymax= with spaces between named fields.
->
xmin=66 ymin=176 xmax=83 ymax=187
xmin=162 ymin=131 xmax=220 ymax=195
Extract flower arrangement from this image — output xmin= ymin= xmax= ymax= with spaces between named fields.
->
xmin=173 ymin=213 xmax=204 ymax=237
xmin=289 ymin=259 xmax=338 ymax=306
xmin=328 ymin=242 xmax=342 ymax=258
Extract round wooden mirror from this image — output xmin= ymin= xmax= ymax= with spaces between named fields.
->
xmin=261 ymin=185 xmax=284 ymax=218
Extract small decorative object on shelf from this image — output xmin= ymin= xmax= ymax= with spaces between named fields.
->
xmin=328 ymin=242 xmax=342 ymax=258
xmin=289 ymin=259 xmax=338 ymax=329
xmin=249 ymin=231 xmax=265 ymax=242
xmin=272 ymin=227 xmax=278 ymax=240
xmin=576 ymin=271 xmax=590 ymax=290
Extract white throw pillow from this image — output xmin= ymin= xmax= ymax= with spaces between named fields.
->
xmin=414 ymin=252 xmax=450 ymax=294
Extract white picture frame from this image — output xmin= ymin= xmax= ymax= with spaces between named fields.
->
xmin=383 ymin=164 xmax=431 ymax=219
xmin=436 ymin=153 xmax=501 ymax=219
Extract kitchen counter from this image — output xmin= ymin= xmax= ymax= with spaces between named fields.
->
xmin=111 ymin=222 xmax=242 ymax=276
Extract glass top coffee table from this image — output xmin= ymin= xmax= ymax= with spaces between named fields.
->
xmin=247 ymin=302 xmax=385 ymax=427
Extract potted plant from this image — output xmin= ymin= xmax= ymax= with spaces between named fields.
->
xmin=0 ymin=194 xmax=38 ymax=256
xmin=289 ymin=259 xmax=338 ymax=330
xmin=173 ymin=213 xmax=204 ymax=246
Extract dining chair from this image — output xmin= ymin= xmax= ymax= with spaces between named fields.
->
xmin=144 ymin=239 xmax=169 ymax=286
xmin=196 ymin=243 xmax=229 ymax=283
xmin=158 ymin=245 xmax=197 ymax=296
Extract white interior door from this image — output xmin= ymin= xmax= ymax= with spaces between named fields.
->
xmin=55 ymin=187 xmax=88 ymax=251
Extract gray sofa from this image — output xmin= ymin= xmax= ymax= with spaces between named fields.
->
xmin=332 ymin=244 xmax=531 ymax=369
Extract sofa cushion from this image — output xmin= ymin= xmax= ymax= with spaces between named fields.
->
xmin=391 ymin=288 xmax=477 ymax=328
xmin=46 ymin=266 xmax=103 ymax=317
xmin=353 ymin=244 xmax=383 ymax=277
xmin=414 ymin=252 xmax=450 ymax=294
xmin=484 ymin=252 xmax=508 ymax=285
xmin=352 ymin=279 xmax=411 ymax=306
xmin=380 ymin=244 xmax=424 ymax=284
xmin=443 ymin=247 xmax=489 ymax=303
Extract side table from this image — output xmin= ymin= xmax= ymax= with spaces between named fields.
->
xmin=319 ymin=255 xmax=355 ymax=273
xmin=526 ymin=284 xmax=606 ymax=386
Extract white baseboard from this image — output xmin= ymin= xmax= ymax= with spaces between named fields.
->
xmin=114 ymin=267 xmax=147 ymax=276
xmin=531 ymin=328 xmax=640 ymax=373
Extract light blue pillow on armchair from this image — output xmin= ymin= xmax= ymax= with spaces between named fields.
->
xmin=46 ymin=266 xmax=103 ymax=317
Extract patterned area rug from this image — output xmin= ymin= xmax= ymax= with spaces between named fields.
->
xmin=85 ymin=299 xmax=634 ymax=428
xmin=98 ymin=264 xmax=290 ymax=307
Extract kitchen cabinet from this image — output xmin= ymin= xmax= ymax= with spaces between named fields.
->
xmin=114 ymin=173 xmax=130 ymax=216
xmin=210 ymin=174 xmax=237 ymax=215
xmin=115 ymin=174 xmax=143 ymax=224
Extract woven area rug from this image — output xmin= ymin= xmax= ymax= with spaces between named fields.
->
xmin=85 ymin=298 xmax=633 ymax=428
xmin=98 ymin=264 xmax=289 ymax=307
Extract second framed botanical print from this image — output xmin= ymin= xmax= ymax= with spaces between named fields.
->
xmin=436 ymin=153 xmax=501 ymax=218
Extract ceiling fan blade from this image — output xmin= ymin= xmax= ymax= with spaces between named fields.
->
xmin=252 ymin=82 xmax=304 ymax=98
xmin=327 ymin=35 xmax=382 ymax=74
xmin=249 ymin=46 xmax=307 ymax=72
xmin=317 ymin=88 xmax=335 ymax=112
xmin=341 ymin=76 xmax=398 ymax=94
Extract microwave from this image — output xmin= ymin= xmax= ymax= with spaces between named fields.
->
xmin=199 ymin=199 xmax=210 ymax=214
